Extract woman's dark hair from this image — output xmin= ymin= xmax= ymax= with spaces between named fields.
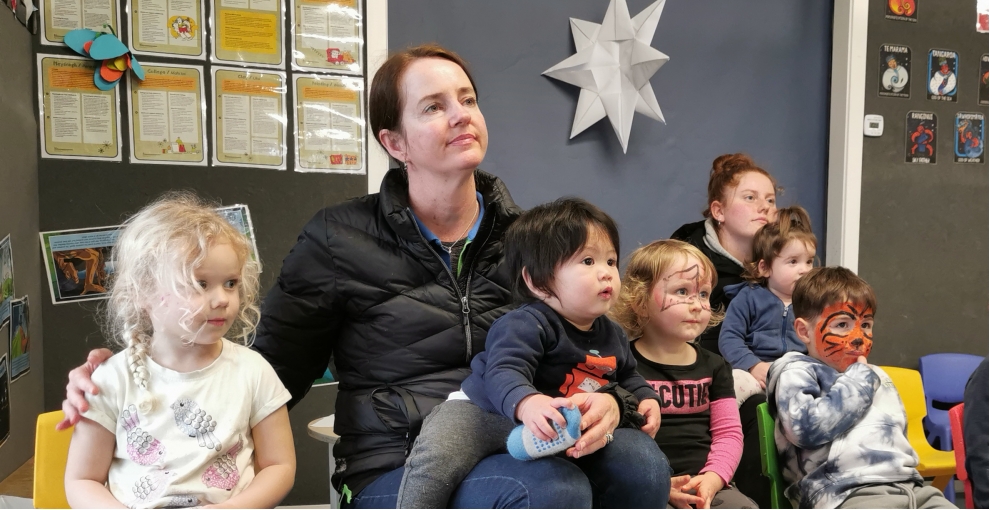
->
xmin=506 ymin=198 xmax=620 ymax=303
xmin=369 ymin=44 xmax=477 ymax=158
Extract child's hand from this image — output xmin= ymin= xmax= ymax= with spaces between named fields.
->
xmin=638 ymin=399 xmax=661 ymax=438
xmin=668 ymin=474 xmax=705 ymax=509
xmin=749 ymin=361 xmax=771 ymax=388
xmin=677 ymin=472 xmax=725 ymax=509
xmin=515 ymin=394 xmax=574 ymax=442
xmin=856 ymin=355 xmax=868 ymax=365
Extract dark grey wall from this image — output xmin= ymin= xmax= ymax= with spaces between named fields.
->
xmin=0 ymin=8 xmax=45 ymax=482
xmin=34 ymin=2 xmax=366 ymax=504
xmin=390 ymin=0 xmax=833 ymax=255
xmin=859 ymin=0 xmax=989 ymax=367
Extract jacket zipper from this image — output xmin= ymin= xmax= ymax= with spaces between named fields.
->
xmin=781 ymin=305 xmax=788 ymax=354
xmin=409 ymin=208 xmax=473 ymax=363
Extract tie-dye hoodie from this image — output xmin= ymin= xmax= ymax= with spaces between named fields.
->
xmin=767 ymin=352 xmax=922 ymax=508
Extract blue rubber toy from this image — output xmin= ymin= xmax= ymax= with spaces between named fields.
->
xmin=507 ymin=406 xmax=582 ymax=461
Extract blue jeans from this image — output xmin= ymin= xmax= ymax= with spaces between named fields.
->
xmin=570 ymin=428 xmax=671 ymax=508
xmin=345 ymin=429 xmax=671 ymax=508
xmin=345 ymin=454 xmax=591 ymax=508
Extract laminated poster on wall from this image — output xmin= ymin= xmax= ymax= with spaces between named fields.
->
xmin=37 ymin=54 xmax=122 ymax=161
xmin=0 ymin=235 xmax=12 ymax=325
xmin=906 ymin=111 xmax=937 ymax=164
xmin=0 ymin=353 xmax=9 ymax=450
xmin=127 ymin=0 xmax=205 ymax=59
xmin=979 ymin=0 xmax=989 ymax=33
xmin=290 ymin=0 xmax=363 ymax=74
xmin=927 ymin=49 xmax=958 ymax=102
xmin=955 ymin=112 xmax=985 ymax=164
xmin=885 ymin=0 xmax=917 ymax=22
xmin=211 ymin=0 xmax=284 ymax=68
xmin=8 ymin=297 xmax=30 ymax=383
xmin=294 ymin=74 xmax=365 ymax=174
xmin=40 ymin=0 xmax=119 ymax=45
xmin=127 ymin=63 xmax=208 ymax=165
xmin=39 ymin=225 xmax=120 ymax=305
xmin=980 ymin=54 xmax=989 ymax=106
xmin=212 ymin=67 xmax=287 ymax=169
xmin=878 ymin=44 xmax=911 ymax=98
xmin=215 ymin=204 xmax=261 ymax=266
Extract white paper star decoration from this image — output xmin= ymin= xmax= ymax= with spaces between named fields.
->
xmin=543 ymin=0 xmax=669 ymax=153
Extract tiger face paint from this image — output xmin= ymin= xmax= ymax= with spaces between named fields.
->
xmin=812 ymin=302 xmax=874 ymax=371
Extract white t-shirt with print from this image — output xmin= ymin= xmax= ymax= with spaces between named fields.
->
xmin=83 ymin=339 xmax=292 ymax=509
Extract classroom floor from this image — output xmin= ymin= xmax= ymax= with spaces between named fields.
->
xmin=0 ymin=459 xmax=32 ymax=499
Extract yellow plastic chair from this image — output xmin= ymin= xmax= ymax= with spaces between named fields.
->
xmin=879 ymin=366 xmax=956 ymax=495
xmin=34 ymin=410 xmax=73 ymax=509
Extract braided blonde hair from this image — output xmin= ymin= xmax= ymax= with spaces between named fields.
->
xmin=104 ymin=191 xmax=261 ymax=412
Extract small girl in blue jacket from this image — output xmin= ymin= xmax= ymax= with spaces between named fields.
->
xmin=718 ymin=206 xmax=815 ymax=404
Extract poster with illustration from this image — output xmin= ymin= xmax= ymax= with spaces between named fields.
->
xmin=37 ymin=54 xmax=122 ymax=161
xmin=39 ymin=226 xmax=120 ymax=304
xmin=40 ymin=0 xmax=119 ymax=45
xmin=293 ymin=73 xmax=365 ymax=173
xmin=128 ymin=0 xmax=205 ymax=59
xmin=980 ymin=54 xmax=988 ymax=106
xmin=291 ymin=0 xmax=363 ymax=73
xmin=9 ymin=297 xmax=29 ymax=382
xmin=928 ymin=49 xmax=958 ymax=102
xmin=0 ymin=235 xmax=12 ymax=324
xmin=128 ymin=63 xmax=207 ymax=165
xmin=885 ymin=0 xmax=917 ymax=22
xmin=211 ymin=0 xmax=284 ymax=68
xmin=879 ymin=44 xmax=911 ymax=98
xmin=211 ymin=67 xmax=287 ymax=169
xmin=0 ymin=353 xmax=9 ymax=450
xmin=906 ymin=111 xmax=937 ymax=164
xmin=955 ymin=112 xmax=985 ymax=164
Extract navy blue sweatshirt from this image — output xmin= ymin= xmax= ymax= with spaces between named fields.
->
xmin=462 ymin=301 xmax=659 ymax=420
xmin=718 ymin=283 xmax=807 ymax=371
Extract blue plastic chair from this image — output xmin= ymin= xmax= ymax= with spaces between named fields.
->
xmin=919 ymin=353 xmax=983 ymax=451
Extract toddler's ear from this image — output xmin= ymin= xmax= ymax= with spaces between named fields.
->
xmin=757 ymin=259 xmax=772 ymax=278
xmin=521 ymin=267 xmax=549 ymax=301
xmin=794 ymin=317 xmax=814 ymax=346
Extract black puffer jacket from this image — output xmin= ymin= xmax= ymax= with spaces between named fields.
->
xmin=670 ymin=220 xmax=745 ymax=355
xmin=253 ymin=168 xmax=521 ymax=495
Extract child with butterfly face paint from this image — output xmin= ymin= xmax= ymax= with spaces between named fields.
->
xmin=612 ymin=240 xmax=758 ymax=509
xmin=766 ymin=267 xmax=954 ymax=509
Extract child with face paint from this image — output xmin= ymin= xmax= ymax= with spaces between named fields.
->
xmin=765 ymin=267 xmax=955 ymax=509
xmin=612 ymin=240 xmax=758 ymax=509
xmin=718 ymin=206 xmax=815 ymax=405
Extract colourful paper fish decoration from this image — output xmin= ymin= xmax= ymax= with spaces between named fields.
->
xmin=64 ymin=25 xmax=144 ymax=90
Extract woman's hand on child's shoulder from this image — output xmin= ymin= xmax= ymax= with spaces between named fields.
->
xmin=58 ymin=348 xmax=114 ymax=430
xmin=637 ymin=399 xmax=661 ymax=438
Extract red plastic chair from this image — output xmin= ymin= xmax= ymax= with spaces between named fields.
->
xmin=950 ymin=403 xmax=973 ymax=508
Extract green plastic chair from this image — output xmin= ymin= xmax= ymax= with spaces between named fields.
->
xmin=756 ymin=402 xmax=792 ymax=509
